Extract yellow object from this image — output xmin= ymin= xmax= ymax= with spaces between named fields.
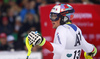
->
xmin=39 ymin=38 xmax=46 ymax=46
xmin=66 ymin=22 xmax=71 ymax=24
xmin=92 ymin=46 xmax=97 ymax=56
xmin=25 ymin=36 xmax=32 ymax=56
xmin=84 ymin=52 xmax=93 ymax=59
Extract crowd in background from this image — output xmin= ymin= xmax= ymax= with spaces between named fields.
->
xmin=0 ymin=0 xmax=100 ymax=52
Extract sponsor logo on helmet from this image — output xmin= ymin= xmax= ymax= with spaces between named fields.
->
xmin=52 ymin=8 xmax=58 ymax=11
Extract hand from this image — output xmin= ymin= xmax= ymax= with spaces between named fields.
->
xmin=25 ymin=31 xmax=46 ymax=59
xmin=84 ymin=52 xmax=93 ymax=59
xmin=84 ymin=46 xmax=97 ymax=59
xmin=28 ymin=31 xmax=43 ymax=47
xmin=88 ymin=46 xmax=97 ymax=57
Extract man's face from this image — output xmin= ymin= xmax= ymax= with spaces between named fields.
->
xmin=0 ymin=38 xmax=7 ymax=45
xmin=2 ymin=20 xmax=8 ymax=26
xmin=51 ymin=18 xmax=60 ymax=29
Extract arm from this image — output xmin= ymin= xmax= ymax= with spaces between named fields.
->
xmin=81 ymin=35 xmax=97 ymax=58
xmin=40 ymin=26 xmax=68 ymax=54
xmin=26 ymin=26 xmax=68 ymax=57
xmin=40 ymin=40 xmax=64 ymax=54
xmin=81 ymin=35 xmax=94 ymax=53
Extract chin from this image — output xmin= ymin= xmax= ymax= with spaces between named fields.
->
xmin=53 ymin=26 xmax=57 ymax=29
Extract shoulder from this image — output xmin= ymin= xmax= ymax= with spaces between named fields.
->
xmin=56 ymin=25 xmax=66 ymax=31
xmin=55 ymin=25 xmax=69 ymax=37
xmin=56 ymin=25 xmax=69 ymax=33
xmin=66 ymin=24 xmax=82 ymax=31
xmin=72 ymin=24 xmax=82 ymax=32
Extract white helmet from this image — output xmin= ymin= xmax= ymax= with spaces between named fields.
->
xmin=50 ymin=4 xmax=75 ymax=24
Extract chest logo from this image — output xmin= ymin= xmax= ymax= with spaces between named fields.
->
xmin=66 ymin=54 xmax=72 ymax=57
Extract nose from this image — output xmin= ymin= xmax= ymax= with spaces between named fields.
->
xmin=51 ymin=21 xmax=55 ymax=23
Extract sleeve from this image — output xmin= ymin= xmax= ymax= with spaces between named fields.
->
xmin=81 ymin=35 xmax=94 ymax=53
xmin=42 ymin=41 xmax=65 ymax=54
xmin=43 ymin=26 xmax=68 ymax=54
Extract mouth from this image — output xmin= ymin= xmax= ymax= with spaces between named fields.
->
xmin=52 ymin=22 xmax=55 ymax=25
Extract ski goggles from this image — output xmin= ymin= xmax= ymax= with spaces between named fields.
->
xmin=50 ymin=9 xmax=75 ymax=21
xmin=50 ymin=13 xmax=60 ymax=21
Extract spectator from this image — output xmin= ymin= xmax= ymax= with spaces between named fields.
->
xmin=7 ymin=8 xmax=16 ymax=29
xmin=19 ymin=13 xmax=39 ymax=34
xmin=24 ymin=27 xmax=42 ymax=52
xmin=21 ymin=27 xmax=37 ymax=39
xmin=20 ymin=2 xmax=36 ymax=23
xmin=30 ymin=0 xmax=36 ymax=9
xmin=11 ymin=16 xmax=24 ymax=50
xmin=67 ymin=0 xmax=82 ymax=3
xmin=12 ymin=16 xmax=22 ymax=42
xmin=81 ymin=0 xmax=93 ymax=4
xmin=40 ymin=0 xmax=47 ymax=6
xmin=7 ymin=35 xmax=15 ymax=51
xmin=89 ymin=0 xmax=99 ymax=4
xmin=68 ymin=0 xmax=75 ymax=3
xmin=17 ymin=13 xmax=40 ymax=50
xmin=35 ymin=0 xmax=42 ymax=14
xmin=21 ymin=0 xmax=28 ymax=7
xmin=0 ymin=1 xmax=10 ymax=14
xmin=54 ymin=0 xmax=60 ymax=4
xmin=0 ymin=17 xmax=13 ymax=35
xmin=47 ymin=0 xmax=61 ymax=4
xmin=0 ymin=33 xmax=8 ymax=50
xmin=16 ymin=0 xmax=22 ymax=6
xmin=14 ymin=16 xmax=22 ymax=33
xmin=0 ymin=9 xmax=2 ymax=26
xmin=1 ymin=0 xmax=16 ymax=14
xmin=11 ymin=4 xmax=21 ymax=16
xmin=0 ymin=0 xmax=7 ymax=25
xmin=0 ymin=0 xmax=3 ymax=12
xmin=8 ymin=0 xmax=16 ymax=7
xmin=0 ymin=12 xmax=1 ymax=25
